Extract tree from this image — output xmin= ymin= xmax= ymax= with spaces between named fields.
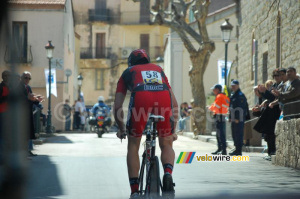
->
xmin=136 ymin=0 xmax=215 ymax=135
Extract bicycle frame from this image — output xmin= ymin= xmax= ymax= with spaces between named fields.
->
xmin=139 ymin=119 xmax=159 ymax=196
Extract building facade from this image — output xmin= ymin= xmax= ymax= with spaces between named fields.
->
xmin=235 ymin=0 xmax=300 ymax=107
xmin=73 ymin=0 xmax=169 ymax=106
xmin=0 ymin=0 xmax=80 ymax=131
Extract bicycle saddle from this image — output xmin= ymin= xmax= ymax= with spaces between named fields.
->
xmin=149 ymin=114 xmax=165 ymax=122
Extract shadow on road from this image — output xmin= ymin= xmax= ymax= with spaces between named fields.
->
xmin=26 ymin=155 xmax=64 ymax=199
xmin=45 ymin=136 xmax=73 ymax=144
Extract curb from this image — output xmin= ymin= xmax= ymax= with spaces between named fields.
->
xmin=180 ymin=132 xmax=266 ymax=153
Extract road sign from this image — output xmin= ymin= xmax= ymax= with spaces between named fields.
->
xmin=51 ymin=59 xmax=64 ymax=70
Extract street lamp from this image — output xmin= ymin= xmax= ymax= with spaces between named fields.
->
xmin=45 ymin=41 xmax=54 ymax=134
xmin=220 ymin=19 xmax=233 ymax=87
xmin=77 ymin=73 xmax=83 ymax=99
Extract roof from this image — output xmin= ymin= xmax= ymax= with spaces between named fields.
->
xmin=208 ymin=0 xmax=236 ymax=14
xmin=8 ymin=0 xmax=66 ymax=5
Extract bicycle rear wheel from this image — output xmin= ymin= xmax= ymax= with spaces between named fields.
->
xmin=149 ymin=156 xmax=161 ymax=197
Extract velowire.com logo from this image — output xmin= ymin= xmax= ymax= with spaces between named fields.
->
xmin=176 ymin=152 xmax=250 ymax=164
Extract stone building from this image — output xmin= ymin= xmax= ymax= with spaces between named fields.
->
xmin=234 ymin=0 xmax=300 ymax=106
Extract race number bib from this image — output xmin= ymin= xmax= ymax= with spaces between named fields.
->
xmin=141 ymin=71 xmax=163 ymax=84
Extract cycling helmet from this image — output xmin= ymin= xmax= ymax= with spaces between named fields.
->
xmin=98 ymin=96 xmax=104 ymax=102
xmin=128 ymin=49 xmax=150 ymax=67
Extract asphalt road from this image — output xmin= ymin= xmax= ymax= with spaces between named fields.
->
xmin=26 ymin=133 xmax=300 ymax=199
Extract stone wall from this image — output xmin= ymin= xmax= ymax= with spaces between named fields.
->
xmin=275 ymin=119 xmax=300 ymax=169
xmin=237 ymin=0 xmax=300 ymax=107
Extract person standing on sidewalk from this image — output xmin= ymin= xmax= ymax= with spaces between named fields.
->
xmin=229 ymin=80 xmax=250 ymax=156
xmin=209 ymin=84 xmax=230 ymax=155
xmin=63 ymin=99 xmax=72 ymax=131
xmin=0 ymin=70 xmax=11 ymax=163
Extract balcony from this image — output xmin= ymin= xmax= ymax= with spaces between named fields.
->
xmin=80 ymin=47 xmax=112 ymax=59
xmin=4 ymin=45 xmax=33 ymax=64
xmin=89 ymin=9 xmax=110 ymax=22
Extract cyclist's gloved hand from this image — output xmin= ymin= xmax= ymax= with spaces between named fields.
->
xmin=116 ymin=130 xmax=127 ymax=140
xmin=173 ymin=133 xmax=178 ymax=141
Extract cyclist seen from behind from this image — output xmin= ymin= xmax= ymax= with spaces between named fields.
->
xmin=113 ymin=49 xmax=178 ymax=198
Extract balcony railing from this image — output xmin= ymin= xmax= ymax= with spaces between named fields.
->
xmin=283 ymin=100 xmax=300 ymax=120
xmin=80 ymin=47 xmax=112 ymax=59
xmin=89 ymin=9 xmax=110 ymax=22
xmin=4 ymin=45 xmax=33 ymax=64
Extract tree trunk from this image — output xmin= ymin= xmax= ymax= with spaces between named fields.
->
xmin=189 ymin=52 xmax=210 ymax=135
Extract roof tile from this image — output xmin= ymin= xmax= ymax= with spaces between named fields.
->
xmin=8 ymin=0 xmax=66 ymax=5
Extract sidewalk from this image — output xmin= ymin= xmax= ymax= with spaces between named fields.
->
xmin=180 ymin=132 xmax=267 ymax=153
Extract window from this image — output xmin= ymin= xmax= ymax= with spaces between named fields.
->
xmin=140 ymin=0 xmax=150 ymax=23
xmin=96 ymin=33 xmax=106 ymax=58
xmin=140 ymin=34 xmax=149 ymax=55
xmin=95 ymin=69 xmax=105 ymax=90
xmin=251 ymin=34 xmax=256 ymax=81
xmin=262 ymin=52 xmax=268 ymax=83
xmin=12 ymin=22 xmax=28 ymax=63
xmin=189 ymin=7 xmax=195 ymax=23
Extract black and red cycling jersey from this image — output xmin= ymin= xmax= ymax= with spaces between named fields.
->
xmin=116 ymin=63 xmax=174 ymax=137
xmin=116 ymin=63 xmax=171 ymax=95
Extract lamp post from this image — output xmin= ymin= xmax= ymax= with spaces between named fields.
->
xmin=220 ymin=19 xmax=233 ymax=87
xmin=45 ymin=41 xmax=55 ymax=133
xmin=77 ymin=73 xmax=83 ymax=99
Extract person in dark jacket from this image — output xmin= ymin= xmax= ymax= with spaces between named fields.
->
xmin=254 ymin=84 xmax=281 ymax=158
xmin=229 ymin=80 xmax=250 ymax=156
xmin=21 ymin=71 xmax=44 ymax=157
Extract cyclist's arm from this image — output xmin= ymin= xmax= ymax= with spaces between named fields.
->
xmin=114 ymin=76 xmax=127 ymax=133
xmin=113 ymin=92 xmax=126 ymax=133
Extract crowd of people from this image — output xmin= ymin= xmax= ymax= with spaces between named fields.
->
xmin=206 ymin=66 xmax=300 ymax=160
xmin=0 ymin=70 xmax=44 ymax=161
xmin=252 ymin=67 xmax=300 ymax=160
xmin=62 ymin=95 xmax=111 ymax=132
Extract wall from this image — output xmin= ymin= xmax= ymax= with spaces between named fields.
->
xmin=237 ymin=0 xmax=300 ymax=107
xmin=275 ymin=119 xmax=300 ymax=169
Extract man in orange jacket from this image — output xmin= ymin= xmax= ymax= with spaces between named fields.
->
xmin=209 ymin=84 xmax=230 ymax=155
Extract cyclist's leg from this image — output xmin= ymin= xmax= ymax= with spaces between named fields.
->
xmin=127 ymin=135 xmax=142 ymax=177
xmin=159 ymin=135 xmax=175 ymax=173
xmin=127 ymin=92 xmax=152 ymax=195
xmin=127 ymin=135 xmax=142 ymax=195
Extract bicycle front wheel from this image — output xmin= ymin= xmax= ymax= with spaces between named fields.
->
xmin=149 ymin=156 xmax=161 ymax=197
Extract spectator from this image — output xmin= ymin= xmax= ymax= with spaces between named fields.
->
xmin=264 ymin=80 xmax=273 ymax=91
xmin=74 ymin=98 xmax=83 ymax=130
xmin=209 ymin=84 xmax=230 ymax=155
xmin=0 ymin=70 xmax=11 ymax=163
xmin=229 ymin=80 xmax=250 ymax=156
xmin=253 ymin=84 xmax=281 ymax=159
xmin=63 ymin=99 xmax=72 ymax=131
xmin=21 ymin=71 xmax=44 ymax=157
xmin=176 ymin=102 xmax=190 ymax=134
xmin=272 ymin=67 xmax=300 ymax=104
xmin=72 ymin=100 xmax=77 ymax=130
xmin=272 ymin=69 xmax=281 ymax=89
xmin=277 ymin=68 xmax=288 ymax=91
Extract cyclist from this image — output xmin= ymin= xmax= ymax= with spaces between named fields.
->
xmin=113 ymin=49 xmax=178 ymax=198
